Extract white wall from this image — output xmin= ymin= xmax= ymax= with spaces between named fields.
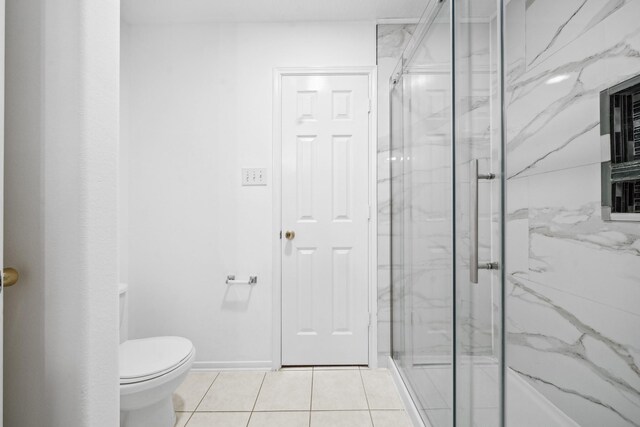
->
xmin=4 ymin=0 xmax=120 ymax=426
xmin=121 ymin=21 xmax=376 ymax=367
xmin=120 ymin=21 xmax=132 ymax=286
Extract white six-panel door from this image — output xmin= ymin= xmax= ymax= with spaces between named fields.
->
xmin=281 ymin=74 xmax=370 ymax=366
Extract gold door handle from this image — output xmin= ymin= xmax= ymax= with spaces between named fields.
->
xmin=284 ymin=231 xmax=296 ymax=240
xmin=3 ymin=268 xmax=19 ymax=287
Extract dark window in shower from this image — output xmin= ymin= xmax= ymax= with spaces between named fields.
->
xmin=610 ymin=89 xmax=640 ymax=163
xmin=607 ymin=78 xmax=640 ymax=214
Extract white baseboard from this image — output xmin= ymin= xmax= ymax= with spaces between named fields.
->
xmin=387 ymin=356 xmax=429 ymax=427
xmin=192 ymin=360 xmax=273 ymax=371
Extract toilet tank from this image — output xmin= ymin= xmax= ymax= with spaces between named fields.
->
xmin=119 ymin=283 xmax=129 ymax=344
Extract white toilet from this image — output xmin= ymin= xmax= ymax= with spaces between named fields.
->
xmin=119 ymin=283 xmax=195 ymax=427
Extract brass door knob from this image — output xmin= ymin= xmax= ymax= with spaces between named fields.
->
xmin=3 ymin=268 xmax=19 ymax=287
xmin=285 ymin=231 xmax=296 ymax=240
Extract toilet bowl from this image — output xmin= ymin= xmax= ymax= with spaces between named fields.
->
xmin=120 ymin=336 xmax=195 ymax=427
xmin=119 ymin=284 xmax=195 ymax=427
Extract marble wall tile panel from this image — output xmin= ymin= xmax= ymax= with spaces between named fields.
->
xmin=506 ymin=0 xmax=640 ymax=178
xmin=505 ymin=1 xmax=640 ymax=425
xmin=378 ymin=24 xmax=417 ymax=361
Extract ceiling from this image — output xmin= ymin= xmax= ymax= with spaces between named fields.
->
xmin=121 ymin=0 xmax=428 ymax=24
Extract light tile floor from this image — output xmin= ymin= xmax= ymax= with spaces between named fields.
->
xmin=173 ymin=367 xmax=413 ymax=427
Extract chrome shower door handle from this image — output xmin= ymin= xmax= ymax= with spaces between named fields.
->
xmin=469 ymin=159 xmax=497 ymax=284
xmin=470 ymin=159 xmax=480 ymax=284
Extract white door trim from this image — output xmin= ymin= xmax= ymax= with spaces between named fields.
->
xmin=272 ymin=67 xmax=378 ymax=370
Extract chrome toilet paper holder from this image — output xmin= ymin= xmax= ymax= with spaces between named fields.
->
xmin=226 ymin=275 xmax=258 ymax=285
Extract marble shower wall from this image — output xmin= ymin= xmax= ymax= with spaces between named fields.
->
xmin=379 ymin=19 xmax=459 ymax=366
xmin=377 ymin=24 xmax=416 ymax=364
xmin=504 ymin=0 xmax=640 ymax=426
xmin=454 ymin=19 xmax=497 ymax=358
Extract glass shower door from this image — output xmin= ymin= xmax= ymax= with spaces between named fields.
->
xmin=390 ymin=0 xmax=505 ymax=425
xmin=391 ymin=1 xmax=455 ymax=426
xmin=453 ymin=0 xmax=505 ymax=426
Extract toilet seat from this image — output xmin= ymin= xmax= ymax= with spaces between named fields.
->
xmin=120 ymin=336 xmax=194 ymax=385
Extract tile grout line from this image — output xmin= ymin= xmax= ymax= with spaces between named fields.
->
xmin=358 ymin=368 xmax=375 ymax=427
xmin=183 ymin=371 xmax=221 ymax=426
xmin=182 ymin=409 xmax=194 ymax=427
xmin=181 ymin=369 xmax=407 ymax=426
xmin=195 ymin=372 xmax=221 ymax=410
xmin=245 ymin=371 xmax=267 ymax=427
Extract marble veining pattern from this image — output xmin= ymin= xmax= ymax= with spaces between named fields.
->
xmin=525 ymin=0 xmax=637 ymax=69
xmin=507 ymin=275 xmax=640 ymax=426
xmin=377 ymin=25 xmax=416 ymax=60
xmin=380 ymin=1 xmax=640 ymax=426
xmin=385 ymin=2 xmax=640 ymax=425
xmin=506 ymin=0 xmax=640 ymax=179
xmin=505 ymin=1 xmax=640 ymax=424
xmin=377 ymin=24 xmax=417 ymax=363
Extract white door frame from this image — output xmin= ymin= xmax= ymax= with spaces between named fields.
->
xmin=272 ymin=67 xmax=378 ymax=370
